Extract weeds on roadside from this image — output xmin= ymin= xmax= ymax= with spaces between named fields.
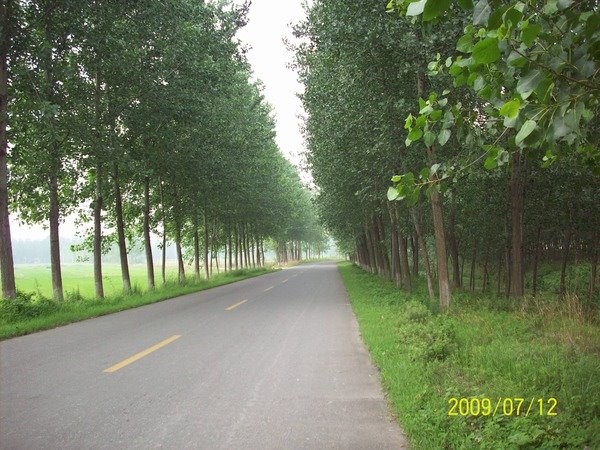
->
xmin=338 ymin=262 xmax=600 ymax=450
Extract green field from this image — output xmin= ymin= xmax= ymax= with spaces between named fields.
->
xmin=12 ymin=263 xmax=226 ymax=298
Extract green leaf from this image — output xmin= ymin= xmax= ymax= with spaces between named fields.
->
xmin=543 ymin=0 xmax=558 ymax=14
xmin=419 ymin=105 xmax=434 ymax=115
xmin=391 ymin=175 xmax=402 ymax=182
xmin=516 ymin=119 xmax=537 ymax=145
xmin=507 ymin=50 xmax=526 ymax=67
xmin=504 ymin=115 xmax=518 ymax=128
xmin=457 ymin=0 xmax=474 ymax=9
xmin=499 ymin=98 xmax=521 ymax=118
xmin=387 ymin=187 xmax=400 ymax=201
xmin=472 ymin=37 xmax=500 ymax=64
xmin=430 ymin=109 xmax=443 ymax=120
xmin=484 ymin=155 xmax=498 ymax=169
xmin=551 ymin=116 xmax=569 ymax=139
xmin=423 ymin=0 xmax=451 ymax=21
xmin=557 ymin=0 xmax=573 ymax=10
xmin=517 ymin=70 xmax=543 ymax=97
xmin=407 ymin=0 xmax=427 ymax=16
xmin=473 ymin=75 xmax=486 ymax=91
xmin=484 ymin=145 xmax=500 ymax=169
xmin=424 ymin=130 xmax=436 ymax=146
xmin=585 ymin=14 xmax=600 ymax=39
xmin=438 ymin=129 xmax=451 ymax=146
xmin=404 ymin=114 xmax=414 ymax=129
xmin=521 ymin=23 xmax=541 ymax=47
xmin=473 ymin=0 xmax=491 ymax=26
xmin=503 ymin=7 xmax=523 ymax=30
xmin=408 ymin=128 xmax=423 ymax=141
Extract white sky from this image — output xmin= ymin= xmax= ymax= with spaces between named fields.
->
xmin=236 ymin=0 xmax=308 ymax=169
xmin=10 ymin=0 xmax=309 ymax=241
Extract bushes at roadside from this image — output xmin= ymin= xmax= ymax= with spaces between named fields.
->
xmin=398 ymin=301 xmax=456 ymax=363
xmin=0 ymin=291 xmax=59 ymax=322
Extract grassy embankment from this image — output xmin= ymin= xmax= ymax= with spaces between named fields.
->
xmin=0 ymin=265 xmax=276 ymax=340
xmin=338 ymin=262 xmax=599 ymax=449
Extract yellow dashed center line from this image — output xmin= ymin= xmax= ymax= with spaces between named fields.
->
xmin=225 ymin=299 xmax=248 ymax=311
xmin=263 ymin=286 xmax=274 ymax=292
xmin=103 ymin=335 xmax=181 ymax=373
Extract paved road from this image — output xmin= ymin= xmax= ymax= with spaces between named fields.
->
xmin=0 ymin=262 xmax=407 ymax=449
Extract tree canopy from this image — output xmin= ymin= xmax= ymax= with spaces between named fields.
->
xmin=0 ymin=0 xmax=324 ymax=300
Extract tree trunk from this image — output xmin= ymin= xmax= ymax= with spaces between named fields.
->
xmin=215 ymin=246 xmax=220 ymax=273
xmin=559 ymin=228 xmax=573 ymax=295
xmin=224 ymin=237 xmax=227 ymax=273
xmin=388 ymin=205 xmax=401 ymax=287
xmin=505 ymin=241 xmax=511 ymax=299
xmin=144 ymin=175 xmax=155 ymax=289
xmin=194 ymin=218 xmax=200 ymax=280
xmin=590 ymin=232 xmax=598 ymax=298
xmin=0 ymin=0 xmax=16 ymax=299
xmin=113 ymin=164 xmax=131 ymax=292
xmin=496 ymin=251 xmax=503 ymax=296
xmin=42 ymin=18 xmax=66 ymax=301
xmin=246 ymin=228 xmax=252 ymax=267
xmin=175 ymin=220 xmax=185 ymax=284
xmin=411 ymin=234 xmax=419 ymax=277
xmin=93 ymin=70 xmax=104 ymax=299
xmin=256 ymin=236 xmax=261 ymax=267
xmin=417 ymin=71 xmax=450 ymax=309
xmin=240 ymin=225 xmax=246 ymax=268
xmin=251 ymin=233 xmax=256 ymax=268
xmin=426 ymin=148 xmax=451 ymax=310
xmin=365 ymin=226 xmax=377 ymax=274
xmin=228 ymin=228 xmax=233 ymax=271
xmin=377 ymin=215 xmax=391 ymax=279
xmin=394 ymin=209 xmax=412 ymax=291
xmin=234 ymin=225 xmax=239 ymax=269
xmin=448 ymin=189 xmax=461 ymax=289
xmin=158 ymin=177 xmax=167 ymax=284
xmin=399 ymin=236 xmax=412 ymax=290
xmin=469 ymin=239 xmax=478 ymax=291
xmin=93 ymin=163 xmax=104 ymax=299
xmin=49 ymin=170 xmax=63 ymax=301
xmin=411 ymin=199 xmax=434 ymax=300
xmin=532 ymin=224 xmax=541 ymax=296
xmin=482 ymin=245 xmax=490 ymax=293
xmin=204 ymin=209 xmax=210 ymax=279
xmin=509 ymin=151 xmax=525 ymax=296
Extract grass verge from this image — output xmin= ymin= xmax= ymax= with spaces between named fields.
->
xmin=0 ymin=267 xmax=276 ymax=340
xmin=338 ymin=261 xmax=600 ymax=449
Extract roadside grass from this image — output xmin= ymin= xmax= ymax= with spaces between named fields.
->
xmin=337 ymin=262 xmax=600 ymax=449
xmin=0 ymin=267 xmax=276 ymax=340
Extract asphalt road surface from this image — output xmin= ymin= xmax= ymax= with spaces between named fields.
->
xmin=0 ymin=262 xmax=407 ymax=449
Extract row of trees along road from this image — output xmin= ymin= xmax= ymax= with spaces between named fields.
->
xmin=0 ymin=0 xmax=327 ymax=301
xmin=295 ymin=0 xmax=599 ymax=310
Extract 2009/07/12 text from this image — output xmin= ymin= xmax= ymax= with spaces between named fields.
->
xmin=448 ymin=398 xmax=557 ymax=417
